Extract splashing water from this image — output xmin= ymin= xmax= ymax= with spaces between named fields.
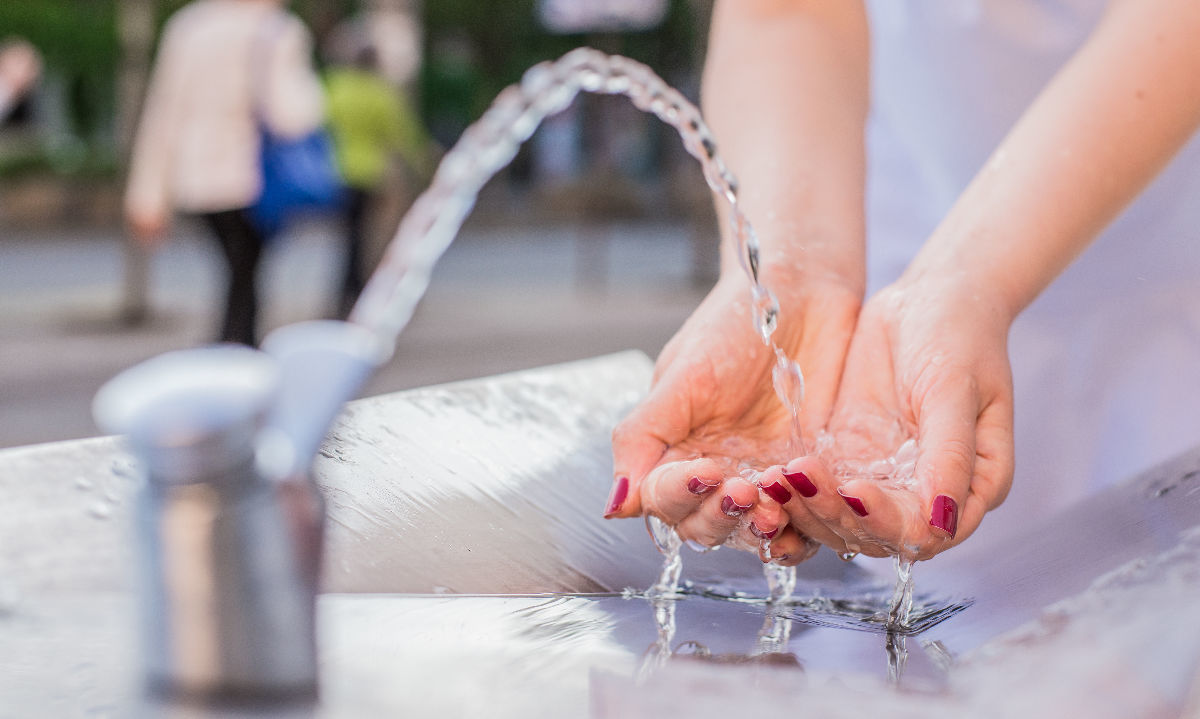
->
xmin=347 ymin=47 xmax=914 ymax=634
xmin=644 ymin=515 xmax=684 ymax=600
xmin=887 ymin=557 xmax=916 ymax=629
xmin=885 ymin=630 xmax=908 ymax=685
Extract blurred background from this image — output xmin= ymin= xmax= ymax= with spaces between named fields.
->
xmin=0 ymin=0 xmax=722 ymax=449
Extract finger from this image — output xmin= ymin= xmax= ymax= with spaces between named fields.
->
xmin=608 ymin=373 xmax=694 ymax=518
xmin=950 ymin=395 xmax=1014 ymax=549
xmin=639 ymin=458 xmax=724 ymax=525
xmin=741 ymin=466 xmax=788 ymax=543
xmin=972 ymin=394 xmax=1014 ymax=512
xmin=834 ymin=478 xmax=930 ymax=558
xmin=674 ymin=478 xmax=758 ymax=548
xmin=780 ymin=456 xmax=894 ymax=556
xmin=747 ymin=465 xmax=848 ymax=553
xmin=913 ymin=375 xmax=979 ymax=544
xmin=832 ymin=389 xmax=979 ymax=560
xmin=759 ymin=526 xmax=820 ymax=567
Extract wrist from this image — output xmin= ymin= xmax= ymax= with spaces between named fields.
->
xmin=720 ymin=236 xmax=865 ymax=302
xmin=900 ymin=215 xmax=1036 ymax=326
xmin=894 ymin=257 xmax=1017 ymax=335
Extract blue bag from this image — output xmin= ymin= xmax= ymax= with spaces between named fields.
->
xmin=249 ymin=13 xmax=344 ymax=238
xmin=252 ymin=125 xmax=343 ymax=238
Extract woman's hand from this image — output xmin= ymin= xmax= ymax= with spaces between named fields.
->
xmin=774 ymin=273 xmax=1016 ymax=561
xmin=126 ymin=207 xmax=169 ymax=249
xmin=605 ymin=271 xmax=861 ymax=552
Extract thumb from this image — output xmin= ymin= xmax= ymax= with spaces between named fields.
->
xmin=914 ymin=375 xmax=978 ymax=547
xmin=607 ymin=373 xmax=693 ymax=519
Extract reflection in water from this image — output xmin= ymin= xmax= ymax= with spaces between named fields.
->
xmin=636 ymin=597 xmax=677 ymax=681
xmin=684 ymin=579 xmax=970 ymax=635
xmin=637 ymin=593 xmax=803 ymax=680
xmin=632 ymin=514 xmax=968 ymax=684
xmin=630 ymin=587 xmax=963 ymax=683
xmin=631 ymin=568 xmax=965 ymax=685
xmin=753 ymin=601 xmax=794 ymax=658
xmin=885 ymin=631 xmax=908 ymax=685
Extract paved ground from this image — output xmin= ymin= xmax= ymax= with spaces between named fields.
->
xmin=0 ymin=218 xmax=716 ymax=449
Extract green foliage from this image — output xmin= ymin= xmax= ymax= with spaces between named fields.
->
xmin=0 ymin=0 xmax=118 ymax=77
xmin=419 ymin=0 xmax=701 ymax=143
xmin=0 ymin=0 xmax=119 ymax=176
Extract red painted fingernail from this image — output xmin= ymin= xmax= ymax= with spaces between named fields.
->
xmin=687 ymin=476 xmax=719 ymax=495
xmin=837 ymin=488 xmax=869 ymax=517
xmin=783 ymin=470 xmax=818 ymax=498
xmin=930 ymin=494 xmax=958 ymax=539
xmin=750 ymin=523 xmax=778 ymax=539
xmin=604 ymin=476 xmax=629 ymax=517
xmin=721 ymin=495 xmax=752 ymax=517
xmin=760 ymin=481 xmax=792 ymax=505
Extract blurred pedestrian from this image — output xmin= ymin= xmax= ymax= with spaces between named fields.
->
xmin=0 ymin=38 xmax=41 ymax=121
xmin=125 ymin=0 xmax=325 ymax=346
xmin=325 ymin=45 xmax=433 ymax=318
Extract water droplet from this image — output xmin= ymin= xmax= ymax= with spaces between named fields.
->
xmin=74 ymin=476 xmax=93 ymax=491
xmin=88 ymin=502 xmax=112 ymax=520
xmin=747 ymin=245 xmax=761 ymax=282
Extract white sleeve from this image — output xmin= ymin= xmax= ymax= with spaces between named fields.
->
xmin=260 ymin=16 xmax=325 ymax=138
xmin=124 ymin=16 xmax=189 ymax=220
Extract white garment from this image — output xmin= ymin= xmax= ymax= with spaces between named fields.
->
xmin=864 ymin=0 xmax=1200 ymax=537
xmin=125 ymin=0 xmax=324 ymax=219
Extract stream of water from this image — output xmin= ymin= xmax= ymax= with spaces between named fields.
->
xmin=347 ymin=48 xmax=919 ymax=661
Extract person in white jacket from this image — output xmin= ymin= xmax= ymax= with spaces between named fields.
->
xmin=125 ymin=0 xmax=324 ymax=345
xmin=606 ymin=0 xmax=1200 ymax=565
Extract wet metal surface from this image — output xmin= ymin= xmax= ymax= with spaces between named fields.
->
xmin=2 ymin=351 xmax=1199 ymax=717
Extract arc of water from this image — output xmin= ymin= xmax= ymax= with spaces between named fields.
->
xmin=349 ymin=47 xmax=807 ymax=603
xmin=350 ymin=47 xmax=779 ymax=351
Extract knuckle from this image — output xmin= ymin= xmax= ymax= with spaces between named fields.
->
xmin=935 ymin=437 xmax=976 ymax=483
xmin=610 ymin=420 xmax=635 ymax=448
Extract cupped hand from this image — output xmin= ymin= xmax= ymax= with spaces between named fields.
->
xmin=605 ymin=271 xmax=861 ymax=553
xmin=776 ymin=274 xmax=1016 ymax=561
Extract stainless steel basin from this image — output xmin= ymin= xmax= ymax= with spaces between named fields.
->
xmin=2 ymin=350 xmax=1198 ymax=717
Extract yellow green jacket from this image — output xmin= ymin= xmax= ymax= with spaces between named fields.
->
xmin=324 ymin=68 xmax=429 ymax=189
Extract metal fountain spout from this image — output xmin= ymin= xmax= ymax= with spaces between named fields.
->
xmin=92 ymin=320 xmax=390 ymax=702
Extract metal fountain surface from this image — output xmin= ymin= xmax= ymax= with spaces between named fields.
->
xmin=2 ymin=351 xmax=1200 ymax=717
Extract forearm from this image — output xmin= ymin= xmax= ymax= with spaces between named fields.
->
xmin=703 ymin=0 xmax=869 ymax=295
xmin=906 ymin=0 xmax=1200 ymax=320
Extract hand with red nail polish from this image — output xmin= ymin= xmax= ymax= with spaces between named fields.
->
xmin=606 ymin=9 xmax=870 ymax=559
xmin=809 ymin=272 xmax=1016 ymax=560
xmin=607 ymin=268 xmax=861 ymax=555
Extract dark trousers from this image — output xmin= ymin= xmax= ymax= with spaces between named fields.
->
xmin=202 ymin=208 xmax=265 ymax=346
xmin=339 ymin=187 xmax=372 ymax=319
